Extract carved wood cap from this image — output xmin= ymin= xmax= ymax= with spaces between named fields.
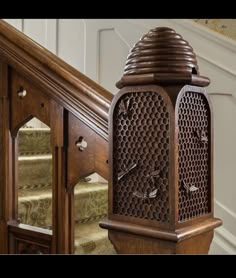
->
xmin=116 ymin=27 xmax=210 ymax=89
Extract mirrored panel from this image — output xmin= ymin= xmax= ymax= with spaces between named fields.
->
xmin=17 ymin=117 xmax=52 ymax=231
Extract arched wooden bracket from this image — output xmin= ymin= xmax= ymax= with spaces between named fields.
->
xmin=67 ymin=112 xmax=108 ymax=189
xmin=10 ymin=69 xmax=50 ymax=135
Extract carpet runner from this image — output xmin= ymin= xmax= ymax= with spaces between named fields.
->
xmin=18 ymin=127 xmax=115 ymax=254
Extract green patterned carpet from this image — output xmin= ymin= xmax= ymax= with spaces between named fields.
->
xmin=74 ymin=221 xmax=116 ymax=254
xmin=18 ymin=127 xmax=115 ymax=254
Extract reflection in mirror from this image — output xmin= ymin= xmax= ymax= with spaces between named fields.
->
xmin=74 ymin=173 xmax=115 ymax=254
xmin=17 ymin=117 xmax=52 ymax=231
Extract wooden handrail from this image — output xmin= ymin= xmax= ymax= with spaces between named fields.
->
xmin=0 ymin=20 xmax=113 ymax=140
xmin=0 ymin=20 xmax=113 ymax=254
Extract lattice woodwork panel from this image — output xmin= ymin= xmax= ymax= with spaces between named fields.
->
xmin=113 ymin=91 xmax=170 ymax=223
xmin=178 ymin=92 xmax=211 ymax=222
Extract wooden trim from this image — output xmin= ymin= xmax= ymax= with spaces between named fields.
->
xmin=0 ymin=61 xmax=13 ymax=253
xmin=8 ymin=222 xmax=52 ymax=254
xmin=0 ymin=21 xmax=112 ymax=254
xmin=100 ymin=217 xmax=222 ymax=242
xmin=0 ymin=20 xmax=112 ymax=140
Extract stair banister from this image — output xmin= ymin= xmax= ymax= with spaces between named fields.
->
xmin=0 ymin=20 xmax=112 ymax=254
xmin=0 ymin=20 xmax=112 ymax=140
xmin=0 ymin=20 xmax=223 ymax=255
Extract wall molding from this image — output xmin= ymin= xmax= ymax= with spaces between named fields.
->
xmin=195 ymin=52 xmax=236 ymax=78
xmin=211 ymin=199 xmax=236 ymax=254
xmin=215 ymin=200 xmax=236 ymax=222
xmin=213 ymin=227 xmax=236 ymax=254
xmin=215 ymin=200 xmax=236 ymax=235
xmin=169 ymin=19 xmax=236 ymax=80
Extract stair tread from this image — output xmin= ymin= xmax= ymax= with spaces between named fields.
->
xmin=74 ymin=182 xmax=107 ymax=195
xmin=19 ymin=182 xmax=107 ymax=199
xmin=19 ymin=154 xmax=52 ymax=161
xmin=20 ymin=128 xmax=50 ymax=131
xmin=74 ymin=220 xmax=115 ymax=254
xmin=18 ymin=128 xmax=51 ymax=156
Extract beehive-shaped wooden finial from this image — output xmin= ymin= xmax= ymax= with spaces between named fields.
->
xmin=117 ymin=27 xmax=210 ymax=89
xmin=100 ymin=26 xmax=222 ymax=254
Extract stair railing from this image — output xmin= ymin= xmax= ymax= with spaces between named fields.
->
xmin=0 ymin=20 xmax=112 ymax=254
xmin=0 ymin=21 xmax=222 ymax=255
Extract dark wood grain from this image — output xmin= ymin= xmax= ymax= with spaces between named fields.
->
xmin=10 ymin=69 xmax=50 ymax=135
xmin=0 ymin=20 xmax=113 ymax=140
xmin=108 ymin=229 xmax=214 ymax=254
xmin=8 ymin=222 xmax=52 ymax=254
xmin=67 ymin=112 xmax=109 ymax=190
xmin=123 ymin=27 xmax=199 ymax=75
xmin=0 ymin=20 xmax=112 ymax=254
xmin=100 ymin=26 xmax=222 ymax=254
xmin=0 ymin=21 xmax=222 ymax=255
xmin=116 ymin=27 xmax=210 ymax=89
xmin=0 ymin=61 xmax=13 ymax=253
xmin=100 ymin=217 xmax=221 ymax=254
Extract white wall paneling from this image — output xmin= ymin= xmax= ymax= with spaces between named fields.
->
xmin=98 ymin=29 xmax=129 ymax=93
xmin=57 ymin=19 xmax=85 ymax=72
xmin=3 ymin=19 xmax=236 ymax=253
xmin=4 ymin=19 xmax=23 ymax=31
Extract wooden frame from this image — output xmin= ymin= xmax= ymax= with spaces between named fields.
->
xmin=0 ymin=20 xmax=112 ymax=254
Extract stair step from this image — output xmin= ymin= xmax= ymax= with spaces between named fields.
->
xmin=74 ymin=182 xmax=108 ymax=224
xmin=18 ymin=188 xmax=52 ymax=229
xmin=18 ymin=182 xmax=108 ymax=229
xmin=74 ymin=220 xmax=116 ymax=254
xmin=17 ymin=127 xmax=113 ymax=254
xmin=18 ymin=187 xmax=52 ymax=229
xmin=18 ymin=128 xmax=51 ymax=156
xmin=18 ymin=155 xmax=52 ymax=190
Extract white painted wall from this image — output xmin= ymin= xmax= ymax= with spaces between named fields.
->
xmin=4 ymin=19 xmax=236 ymax=254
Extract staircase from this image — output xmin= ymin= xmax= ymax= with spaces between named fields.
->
xmin=18 ymin=127 xmax=115 ymax=254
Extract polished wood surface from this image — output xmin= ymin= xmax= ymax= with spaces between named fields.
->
xmin=10 ymin=69 xmax=51 ymax=134
xmin=67 ymin=112 xmax=109 ymax=190
xmin=123 ymin=27 xmax=200 ymax=76
xmin=116 ymin=27 xmax=210 ymax=89
xmin=0 ymin=20 xmax=112 ymax=140
xmin=0 ymin=20 xmax=112 ymax=254
xmin=0 ymin=20 xmax=222 ymax=254
xmin=100 ymin=26 xmax=222 ymax=254
xmin=108 ymin=230 xmax=214 ymax=254
xmin=101 ymin=217 xmax=221 ymax=254
xmin=8 ymin=222 xmax=52 ymax=254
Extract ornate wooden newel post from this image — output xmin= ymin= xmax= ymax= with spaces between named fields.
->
xmin=100 ymin=27 xmax=222 ymax=254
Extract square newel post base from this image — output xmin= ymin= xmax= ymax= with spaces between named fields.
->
xmin=100 ymin=217 xmax=222 ymax=254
